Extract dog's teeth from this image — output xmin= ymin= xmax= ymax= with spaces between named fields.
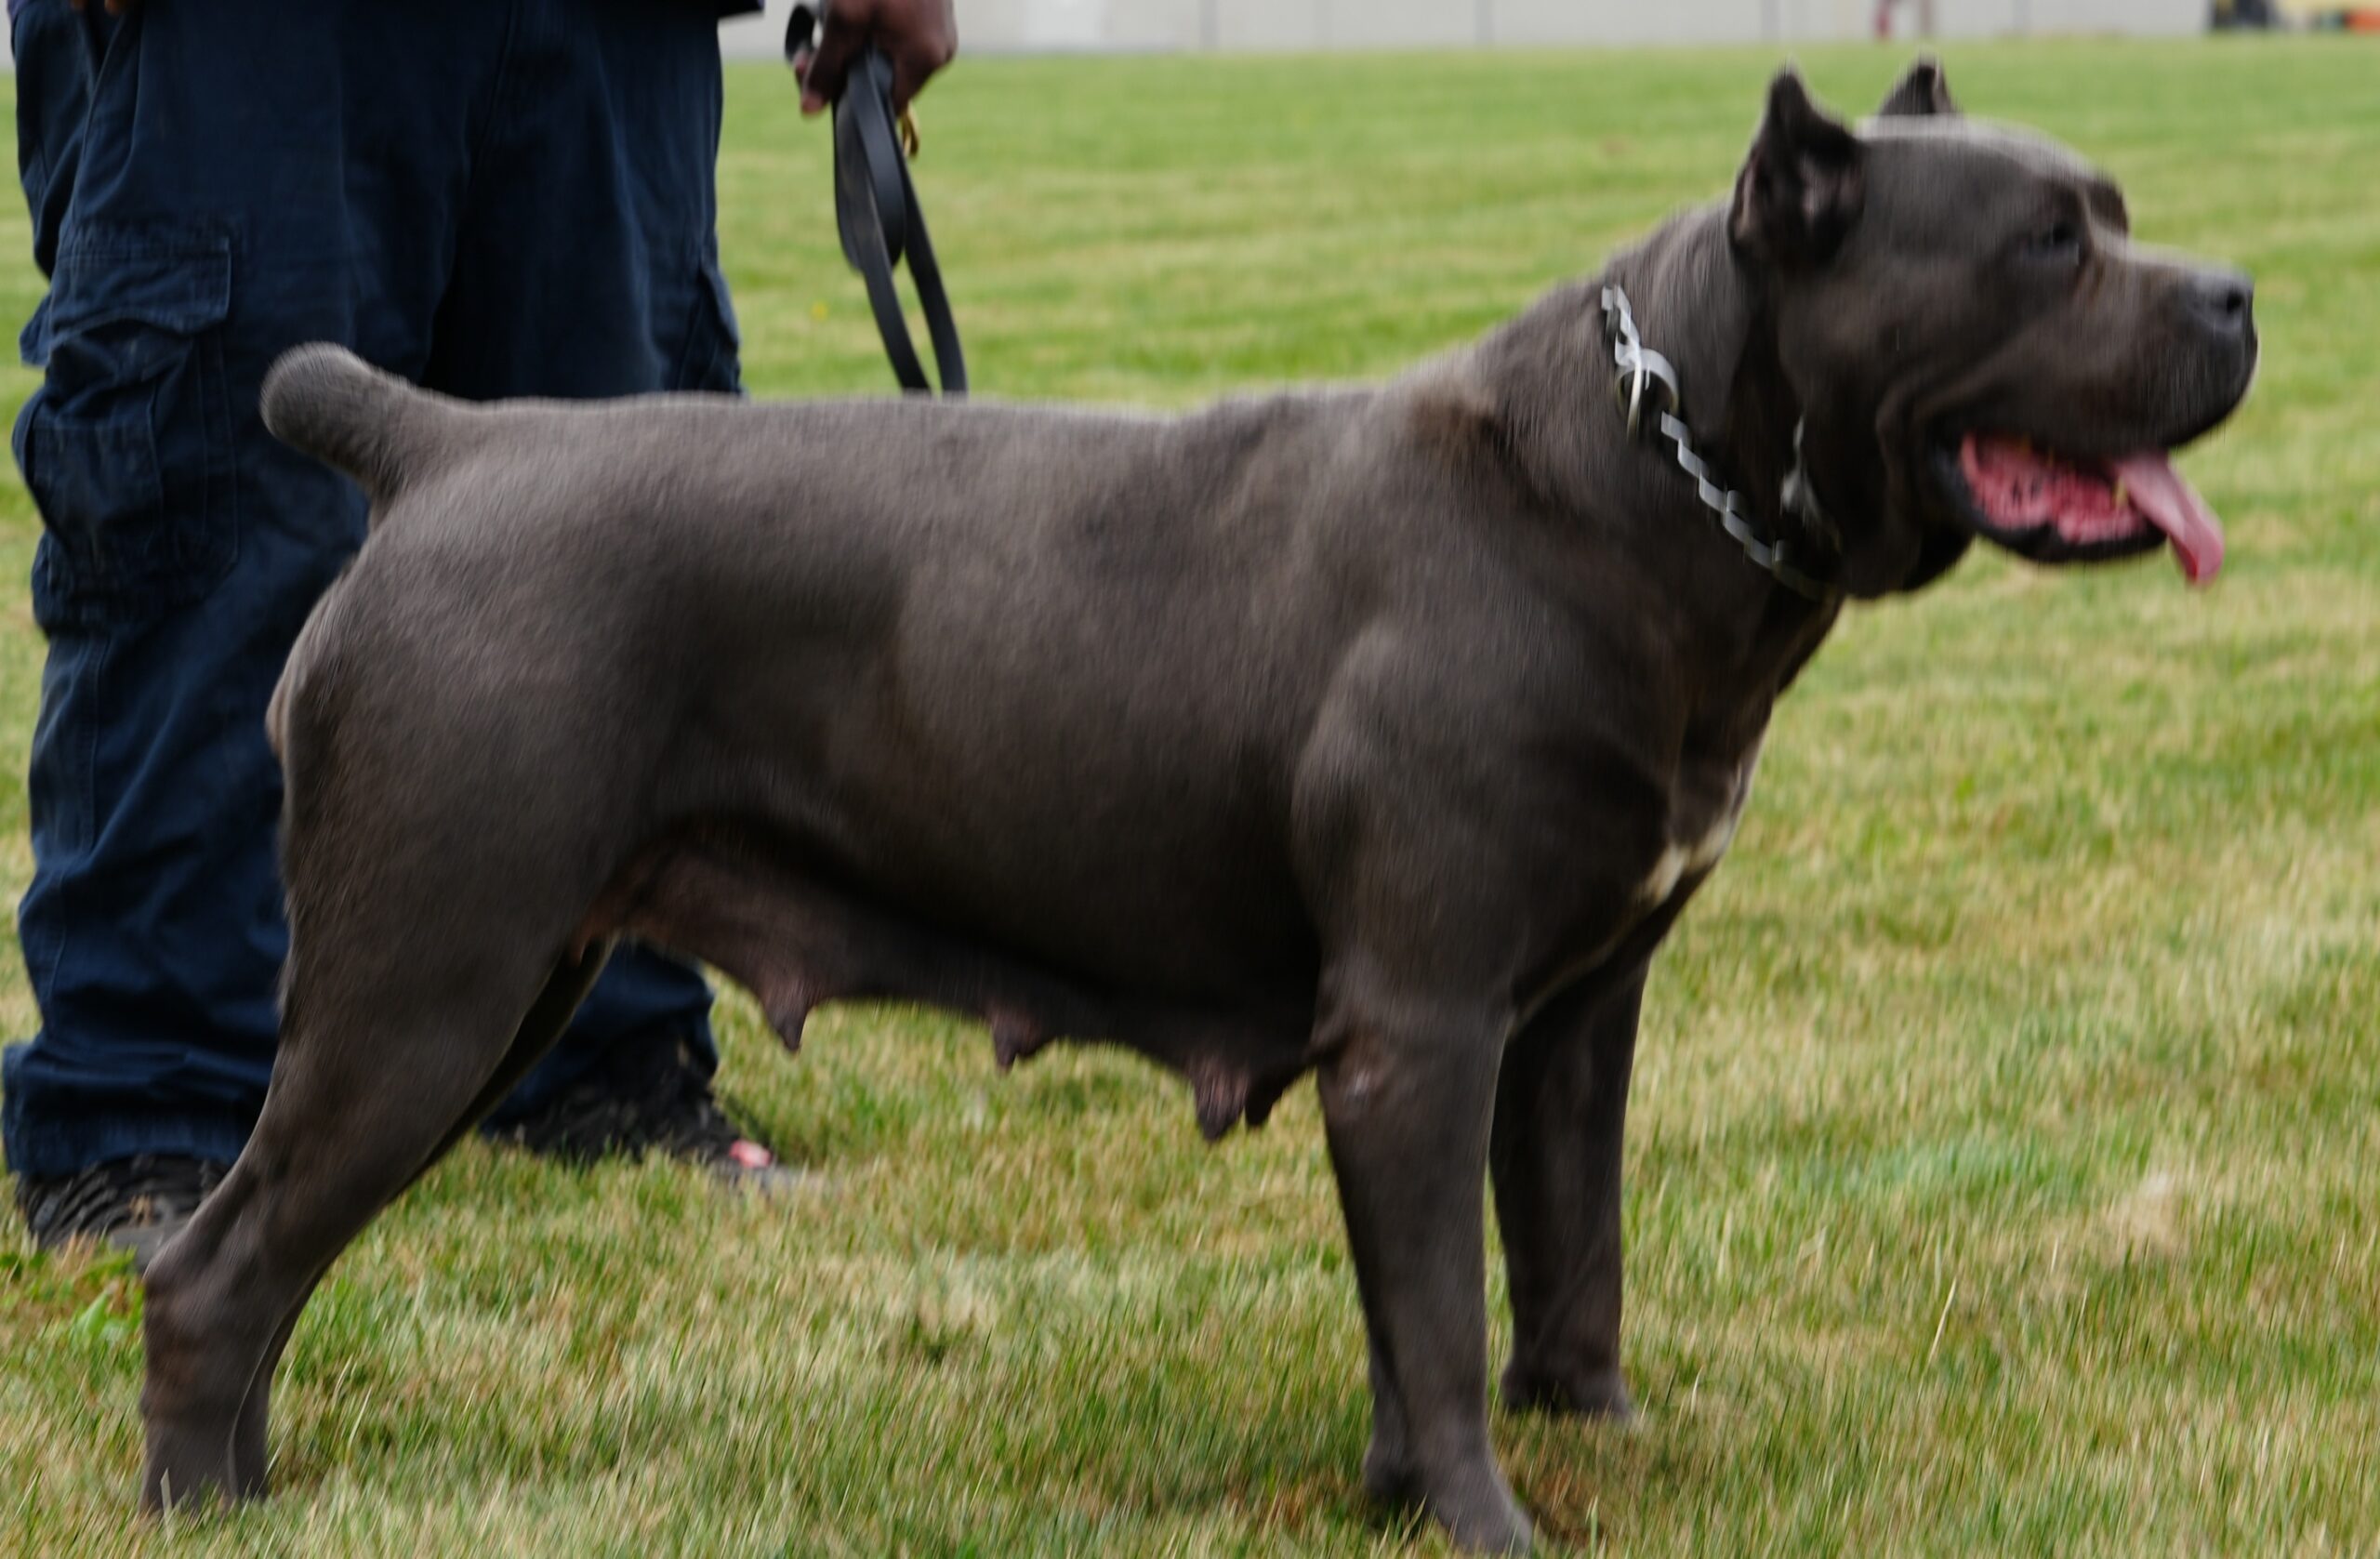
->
xmin=2110 ymin=478 xmax=2128 ymax=509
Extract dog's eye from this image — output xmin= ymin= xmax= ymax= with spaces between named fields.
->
xmin=2024 ymin=218 xmax=2083 ymax=264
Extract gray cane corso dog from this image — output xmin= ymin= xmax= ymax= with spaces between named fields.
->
xmin=138 ymin=62 xmax=2254 ymax=1550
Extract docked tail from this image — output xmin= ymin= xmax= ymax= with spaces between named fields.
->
xmin=260 ymin=344 xmax=469 ymax=507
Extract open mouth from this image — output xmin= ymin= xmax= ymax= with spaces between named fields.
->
xmin=1930 ymin=434 xmax=2226 ymax=586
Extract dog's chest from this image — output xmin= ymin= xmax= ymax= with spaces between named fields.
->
xmin=1635 ymin=736 xmax=1765 ymax=910
xmin=1520 ymin=736 xmax=1767 ymax=1020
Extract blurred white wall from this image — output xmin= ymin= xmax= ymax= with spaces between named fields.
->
xmin=723 ymin=0 xmax=2203 ymax=55
xmin=0 ymin=1 xmax=2206 ymax=67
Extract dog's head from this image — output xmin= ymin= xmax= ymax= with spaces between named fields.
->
xmin=1726 ymin=60 xmax=2255 ymax=595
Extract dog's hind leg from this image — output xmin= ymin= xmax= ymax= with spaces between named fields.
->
xmin=139 ymin=811 xmax=601 ymax=1512
xmin=1488 ymin=963 xmax=1646 ymax=1423
xmin=219 ymin=945 xmax=613 ymax=1497
xmin=1316 ymin=982 xmax=1531 ymax=1554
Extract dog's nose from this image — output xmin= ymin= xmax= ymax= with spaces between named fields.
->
xmin=2187 ymin=268 xmax=2255 ymax=337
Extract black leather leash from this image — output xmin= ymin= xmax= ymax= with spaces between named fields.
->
xmin=787 ymin=6 xmax=967 ymax=396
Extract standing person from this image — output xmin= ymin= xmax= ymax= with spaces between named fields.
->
xmin=4 ymin=0 xmax=959 ymax=1263
xmin=1873 ymin=0 xmax=1938 ymax=38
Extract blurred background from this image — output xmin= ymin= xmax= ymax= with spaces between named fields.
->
xmin=1 ymin=0 xmax=2360 ymax=62
xmin=711 ymin=0 xmax=2374 ymax=52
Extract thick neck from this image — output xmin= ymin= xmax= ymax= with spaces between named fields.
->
xmin=1460 ymin=207 xmax=1844 ymax=710
xmin=1600 ymin=206 xmax=1831 ymax=576
xmin=1552 ymin=204 xmax=1950 ymax=603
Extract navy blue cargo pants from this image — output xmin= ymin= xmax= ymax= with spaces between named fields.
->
xmin=2 ymin=0 xmax=748 ymax=1180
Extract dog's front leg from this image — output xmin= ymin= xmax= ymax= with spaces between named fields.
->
xmin=1317 ymin=987 xmax=1530 ymax=1554
xmin=1488 ymin=963 xmax=1647 ymax=1422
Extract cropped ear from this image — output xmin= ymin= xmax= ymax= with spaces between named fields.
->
xmin=1877 ymin=57 xmax=1959 ymax=118
xmin=1730 ymin=70 xmax=1864 ymax=269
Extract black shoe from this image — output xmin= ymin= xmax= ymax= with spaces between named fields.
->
xmin=14 ymin=1154 xmax=230 ymax=1273
xmin=492 ymin=1035 xmax=797 ymax=1190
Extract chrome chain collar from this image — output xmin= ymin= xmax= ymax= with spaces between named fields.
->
xmin=1600 ymin=284 xmax=1841 ymax=603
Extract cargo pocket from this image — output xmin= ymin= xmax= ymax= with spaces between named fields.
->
xmin=669 ymin=248 xmax=744 ymax=395
xmin=14 ymin=222 xmax=237 ymax=628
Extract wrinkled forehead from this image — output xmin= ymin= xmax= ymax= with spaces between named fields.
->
xmin=1858 ymin=118 xmax=2125 ymax=237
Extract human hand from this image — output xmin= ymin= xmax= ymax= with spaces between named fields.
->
xmin=792 ymin=0 xmax=958 ymax=116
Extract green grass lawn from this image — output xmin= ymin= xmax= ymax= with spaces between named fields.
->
xmin=4 ymin=37 xmax=2378 ymax=1558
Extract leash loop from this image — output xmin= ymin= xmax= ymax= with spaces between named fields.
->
xmin=787 ymin=7 xmax=967 ymax=396
xmin=1600 ymin=285 xmax=1839 ymax=602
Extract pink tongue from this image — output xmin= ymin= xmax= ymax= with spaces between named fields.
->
xmin=2109 ymin=452 xmax=2226 ymax=587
